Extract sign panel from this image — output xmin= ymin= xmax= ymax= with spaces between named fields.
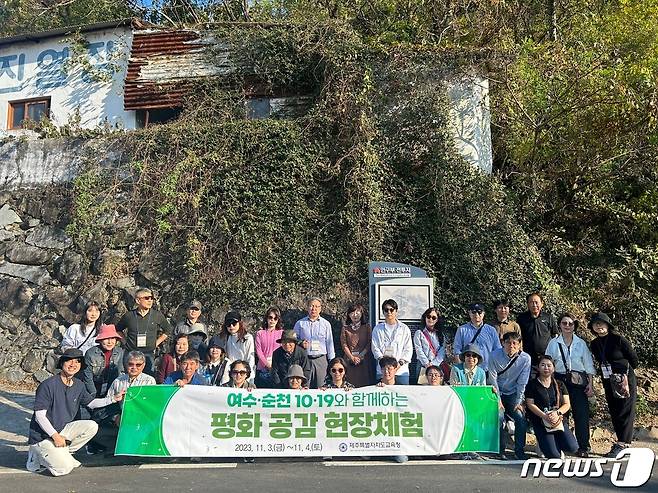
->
xmin=115 ymin=385 xmax=499 ymax=457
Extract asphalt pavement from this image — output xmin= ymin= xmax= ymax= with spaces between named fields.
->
xmin=2 ymin=388 xmax=657 ymax=492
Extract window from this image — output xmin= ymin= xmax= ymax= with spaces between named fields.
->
xmin=136 ymin=108 xmax=182 ymax=128
xmin=8 ymin=97 xmax=51 ymax=130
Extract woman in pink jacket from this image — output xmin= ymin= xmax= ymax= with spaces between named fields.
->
xmin=254 ymin=307 xmax=284 ymax=388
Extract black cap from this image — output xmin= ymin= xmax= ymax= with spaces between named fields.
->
xmin=224 ymin=310 xmax=242 ymax=325
xmin=468 ymin=303 xmax=485 ymax=312
xmin=56 ymin=348 xmax=87 ymax=369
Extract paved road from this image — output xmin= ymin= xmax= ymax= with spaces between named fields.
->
xmin=1 ymin=457 xmax=657 ymax=492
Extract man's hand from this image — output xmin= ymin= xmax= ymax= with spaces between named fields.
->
xmin=515 ymin=404 xmax=525 ymax=415
xmin=52 ymin=433 xmax=67 ymax=448
xmin=352 ymin=356 xmax=361 ymax=365
xmin=114 ymin=390 xmax=126 ymax=402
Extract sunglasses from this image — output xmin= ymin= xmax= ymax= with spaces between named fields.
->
xmin=561 ymin=321 xmax=575 ymax=326
xmin=464 ymin=353 xmax=478 ymax=358
xmin=267 ymin=315 xmax=278 ymax=320
xmin=383 ymin=307 xmax=396 ymax=313
xmin=469 ymin=310 xmax=483 ymax=315
xmin=139 ymin=296 xmax=154 ymax=301
xmin=231 ymin=370 xmax=248 ymax=375
xmin=330 ymin=368 xmax=344 ymax=374
xmin=227 ymin=320 xmax=239 ymax=326
xmin=289 ymin=376 xmax=303 ymax=380
xmin=127 ymin=362 xmax=144 ymax=368
xmin=426 ymin=314 xmax=438 ymax=320
xmin=189 ymin=307 xmax=200 ymax=311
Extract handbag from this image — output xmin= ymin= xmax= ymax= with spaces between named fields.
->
xmin=542 ymin=414 xmax=565 ymax=433
xmin=610 ymin=372 xmax=630 ymax=399
xmin=540 ymin=379 xmax=565 ymax=433
xmin=557 ymin=344 xmax=588 ymax=389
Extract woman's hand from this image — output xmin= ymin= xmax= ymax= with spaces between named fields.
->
xmin=175 ymin=379 xmax=186 ymax=387
xmin=544 ymin=410 xmax=560 ymax=426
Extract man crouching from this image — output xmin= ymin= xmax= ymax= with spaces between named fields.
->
xmin=26 ymin=348 xmax=124 ymax=476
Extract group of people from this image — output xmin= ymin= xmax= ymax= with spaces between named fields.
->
xmin=28 ymin=287 xmax=639 ymax=476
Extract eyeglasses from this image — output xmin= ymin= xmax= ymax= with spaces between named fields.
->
xmin=127 ymin=362 xmax=144 ymax=368
xmin=139 ymin=296 xmax=154 ymax=301
xmin=231 ymin=370 xmax=248 ymax=375
xmin=383 ymin=307 xmax=396 ymax=313
xmin=267 ymin=315 xmax=278 ymax=320
xmin=464 ymin=353 xmax=477 ymax=358
xmin=330 ymin=368 xmax=344 ymax=374
xmin=426 ymin=315 xmax=438 ymax=320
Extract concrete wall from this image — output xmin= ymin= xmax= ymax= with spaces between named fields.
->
xmin=446 ymin=75 xmax=492 ymax=174
xmin=0 ymin=27 xmax=136 ymax=133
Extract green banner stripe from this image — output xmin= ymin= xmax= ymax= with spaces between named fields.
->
xmin=115 ymin=385 xmax=179 ymax=456
xmin=451 ymin=386 xmax=500 ymax=452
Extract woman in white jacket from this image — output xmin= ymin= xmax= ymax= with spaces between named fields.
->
xmin=545 ymin=312 xmax=595 ymax=457
xmin=413 ymin=307 xmax=447 ymax=384
xmin=61 ymin=301 xmax=102 ymax=355
xmin=218 ymin=310 xmax=255 ymax=384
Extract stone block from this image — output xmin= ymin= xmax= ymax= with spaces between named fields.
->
xmin=25 ymin=225 xmax=73 ymax=250
xmin=0 ymin=368 xmax=27 ymax=383
xmin=21 ymin=351 xmax=45 ymax=373
xmin=0 ymin=204 xmax=21 ymax=228
xmin=53 ymin=251 xmax=86 ymax=287
xmin=5 ymin=241 xmax=53 ymax=265
xmin=33 ymin=369 xmax=53 ymax=383
xmin=0 ymin=261 xmax=53 ymax=286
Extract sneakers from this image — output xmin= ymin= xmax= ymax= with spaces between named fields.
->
xmin=392 ymin=455 xmax=409 ymax=463
xmin=85 ymin=442 xmax=107 ymax=455
xmin=243 ymin=457 xmax=255 ymax=463
xmin=606 ymin=443 xmax=628 ymax=458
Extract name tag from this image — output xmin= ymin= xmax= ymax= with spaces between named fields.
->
xmin=311 ymin=340 xmax=321 ymax=352
xmin=137 ymin=334 xmax=147 ymax=347
xmin=601 ymin=363 xmax=612 ymax=379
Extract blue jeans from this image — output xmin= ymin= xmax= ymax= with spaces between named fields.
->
xmin=500 ymin=393 xmax=527 ymax=457
xmin=534 ymin=419 xmax=579 ymax=458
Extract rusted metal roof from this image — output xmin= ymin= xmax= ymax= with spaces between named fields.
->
xmin=124 ymin=29 xmax=220 ymax=110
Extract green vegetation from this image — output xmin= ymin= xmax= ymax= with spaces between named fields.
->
xmin=5 ymin=1 xmax=656 ymax=362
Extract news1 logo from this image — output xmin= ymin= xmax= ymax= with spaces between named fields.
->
xmin=520 ymin=448 xmax=655 ymax=487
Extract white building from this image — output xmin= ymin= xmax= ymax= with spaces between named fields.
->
xmin=0 ymin=19 xmax=136 ymax=133
xmin=0 ymin=20 xmax=492 ymax=176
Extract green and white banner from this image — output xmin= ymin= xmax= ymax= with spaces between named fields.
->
xmin=115 ymin=385 xmax=499 ymax=457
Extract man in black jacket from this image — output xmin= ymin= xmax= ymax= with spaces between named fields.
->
xmin=517 ymin=292 xmax=558 ymax=369
xmin=271 ymin=330 xmax=311 ymax=388
xmin=116 ymin=287 xmax=172 ymax=376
